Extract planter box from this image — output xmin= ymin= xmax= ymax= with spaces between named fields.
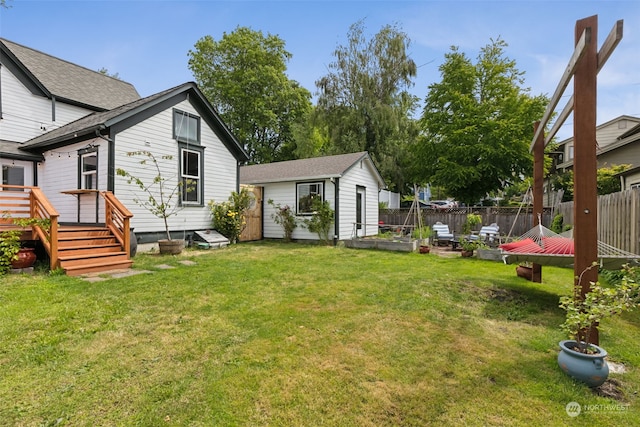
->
xmin=345 ymin=238 xmax=418 ymax=252
xmin=477 ymin=248 xmax=503 ymax=262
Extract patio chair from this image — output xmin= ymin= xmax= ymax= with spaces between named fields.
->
xmin=470 ymin=223 xmax=500 ymax=246
xmin=432 ymin=222 xmax=454 ymax=246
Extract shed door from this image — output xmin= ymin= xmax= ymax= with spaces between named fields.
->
xmin=356 ymin=186 xmax=366 ymax=237
xmin=239 ymin=185 xmax=263 ymax=242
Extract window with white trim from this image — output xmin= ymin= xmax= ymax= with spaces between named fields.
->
xmin=180 ymin=146 xmax=203 ymax=204
xmin=80 ymin=151 xmax=97 ymax=189
xmin=173 ymin=109 xmax=200 ymax=144
xmin=297 ymin=182 xmax=323 ymax=214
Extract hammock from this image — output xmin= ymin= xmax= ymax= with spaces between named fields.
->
xmin=500 ymin=223 xmax=640 ymax=270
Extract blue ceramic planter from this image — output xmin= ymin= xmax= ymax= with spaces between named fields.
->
xmin=558 ymin=340 xmax=609 ymax=387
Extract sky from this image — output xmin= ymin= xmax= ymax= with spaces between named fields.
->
xmin=1 ymin=0 xmax=639 ymax=142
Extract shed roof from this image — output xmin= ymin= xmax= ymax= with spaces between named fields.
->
xmin=240 ymin=152 xmax=385 ymax=187
xmin=0 ymin=38 xmax=140 ymax=110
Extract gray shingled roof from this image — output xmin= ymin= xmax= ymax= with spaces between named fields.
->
xmin=19 ymin=82 xmax=249 ymax=162
xmin=240 ymin=152 xmax=384 ymax=185
xmin=0 ymin=139 xmax=43 ymax=161
xmin=1 ymin=38 xmax=140 ymax=110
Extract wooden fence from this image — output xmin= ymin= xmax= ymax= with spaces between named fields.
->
xmin=556 ymin=189 xmax=640 ymax=255
xmin=379 ymin=207 xmax=553 ymax=241
xmin=381 ymin=189 xmax=640 ymax=255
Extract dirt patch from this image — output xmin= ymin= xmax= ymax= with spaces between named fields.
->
xmin=593 ymin=378 xmax=626 ymax=401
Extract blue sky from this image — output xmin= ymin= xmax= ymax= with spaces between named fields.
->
xmin=1 ymin=0 xmax=639 ymax=141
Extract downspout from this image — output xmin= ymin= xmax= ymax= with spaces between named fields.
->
xmin=333 ymin=177 xmax=339 ymax=246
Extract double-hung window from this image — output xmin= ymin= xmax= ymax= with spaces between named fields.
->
xmin=173 ymin=109 xmax=204 ymax=205
xmin=297 ymin=182 xmax=323 ymax=214
xmin=180 ymin=145 xmax=203 ymax=204
xmin=78 ymin=148 xmax=98 ymax=190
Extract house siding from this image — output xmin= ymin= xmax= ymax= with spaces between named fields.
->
xmin=39 ymin=137 xmax=106 ymax=223
xmin=337 ymin=159 xmax=380 ymax=239
xmin=0 ymin=66 xmax=94 ymax=142
xmin=113 ymin=99 xmax=238 ymax=234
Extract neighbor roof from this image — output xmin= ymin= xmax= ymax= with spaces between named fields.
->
xmin=0 ymin=38 xmax=140 ymax=110
xmin=240 ymin=152 xmax=385 ymax=186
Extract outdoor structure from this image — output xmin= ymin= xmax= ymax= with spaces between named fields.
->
xmin=240 ymin=152 xmax=385 ymax=241
xmin=0 ymin=38 xmax=248 ymax=273
xmin=530 ymin=16 xmax=623 ymax=344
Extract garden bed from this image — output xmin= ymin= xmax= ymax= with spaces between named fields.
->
xmin=344 ymin=237 xmax=419 ymax=252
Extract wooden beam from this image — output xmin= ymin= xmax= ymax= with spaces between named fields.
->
xmin=573 ymin=15 xmax=599 ymax=345
xmin=545 ymin=95 xmax=574 ymax=145
xmin=598 ymin=19 xmax=623 ymax=72
xmin=530 ymin=27 xmax=590 ymax=151
xmin=532 ymin=121 xmax=544 ymax=283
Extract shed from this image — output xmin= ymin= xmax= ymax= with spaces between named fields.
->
xmin=240 ymin=152 xmax=385 ymax=241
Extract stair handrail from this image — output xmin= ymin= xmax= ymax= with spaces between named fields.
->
xmin=101 ymin=191 xmax=133 ymax=258
xmin=28 ymin=187 xmax=60 ymax=270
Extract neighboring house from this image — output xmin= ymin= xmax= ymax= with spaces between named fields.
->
xmin=240 ymin=152 xmax=385 ymax=241
xmin=554 ymin=115 xmax=640 ymax=172
xmin=0 ymin=38 xmax=248 ymax=245
xmin=545 ymin=115 xmax=640 ymax=205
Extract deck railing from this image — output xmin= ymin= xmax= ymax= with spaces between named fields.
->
xmin=2 ymin=186 xmax=133 ymax=269
xmin=102 ymin=191 xmax=133 ymax=258
xmin=1 ymin=185 xmax=60 ymax=269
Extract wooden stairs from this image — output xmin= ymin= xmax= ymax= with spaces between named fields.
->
xmin=57 ymin=226 xmax=133 ymax=276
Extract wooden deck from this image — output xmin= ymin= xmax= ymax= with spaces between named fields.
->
xmin=1 ymin=185 xmax=133 ymax=276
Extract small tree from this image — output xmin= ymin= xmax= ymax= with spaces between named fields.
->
xmin=302 ymin=198 xmax=335 ymax=245
xmin=268 ymin=199 xmax=298 ymax=242
xmin=116 ymin=151 xmax=193 ymax=241
xmin=208 ymin=188 xmax=252 ymax=243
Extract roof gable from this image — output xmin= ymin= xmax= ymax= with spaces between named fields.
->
xmin=19 ymin=82 xmax=248 ymax=162
xmin=0 ymin=38 xmax=140 ymax=110
xmin=240 ymin=152 xmax=385 ymax=187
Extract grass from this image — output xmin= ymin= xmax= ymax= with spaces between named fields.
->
xmin=1 ymin=241 xmax=638 ymax=426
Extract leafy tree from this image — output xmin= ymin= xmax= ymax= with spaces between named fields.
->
xmin=315 ymin=20 xmax=419 ymax=192
xmin=550 ymin=164 xmax=630 ymax=202
xmin=97 ymin=67 xmax=121 ymax=80
xmin=188 ymin=27 xmax=312 ymax=164
xmin=415 ymin=39 xmax=547 ymax=205
xmin=597 ymin=164 xmax=630 ymax=195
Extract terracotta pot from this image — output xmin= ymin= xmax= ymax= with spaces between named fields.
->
xmin=158 ymin=239 xmax=184 ymax=255
xmin=11 ymin=247 xmax=37 ymax=269
xmin=516 ymin=265 xmax=533 ymax=280
xmin=461 ymin=249 xmax=474 ymax=257
xmin=419 ymin=245 xmax=430 ymax=254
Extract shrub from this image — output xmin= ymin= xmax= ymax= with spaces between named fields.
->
xmin=302 ymin=198 xmax=335 ymax=245
xmin=208 ymin=188 xmax=252 ymax=244
xmin=268 ymin=199 xmax=298 ymax=242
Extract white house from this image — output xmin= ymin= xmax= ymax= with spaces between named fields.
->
xmin=240 ymin=152 xmax=385 ymax=241
xmin=1 ymin=38 xmax=248 ymax=249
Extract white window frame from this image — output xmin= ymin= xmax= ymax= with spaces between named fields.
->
xmin=180 ymin=147 xmax=201 ymax=205
xmin=297 ymin=182 xmax=324 ymax=215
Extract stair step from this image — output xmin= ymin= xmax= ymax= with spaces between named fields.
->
xmin=58 ymin=237 xmax=118 ymax=247
xmin=58 ymin=243 xmax=123 ymax=257
xmin=64 ymin=260 xmax=134 ymax=276
xmin=59 ymin=252 xmax=129 ymax=268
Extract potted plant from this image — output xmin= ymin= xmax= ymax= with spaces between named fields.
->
xmin=558 ymin=263 xmax=640 ymax=387
xmin=116 ymin=151 xmax=193 ymax=255
xmin=460 ymin=237 xmax=478 ymax=257
xmin=462 ymin=213 xmax=482 ymax=235
xmin=0 ymin=216 xmax=51 ymax=274
xmin=412 ymin=226 xmax=432 ymax=253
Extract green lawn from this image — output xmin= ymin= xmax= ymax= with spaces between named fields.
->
xmin=1 ymin=242 xmax=638 ymax=426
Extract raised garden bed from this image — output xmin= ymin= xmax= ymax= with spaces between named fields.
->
xmin=344 ymin=237 xmax=419 ymax=252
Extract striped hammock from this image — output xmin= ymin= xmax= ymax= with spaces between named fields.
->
xmin=500 ymin=224 xmax=640 ymax=270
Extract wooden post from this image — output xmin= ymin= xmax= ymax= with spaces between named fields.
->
xmin=532 ymin=121 xmax=544 ymax=283
xmin=573 ymin=15 xmax=599 ymax=345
